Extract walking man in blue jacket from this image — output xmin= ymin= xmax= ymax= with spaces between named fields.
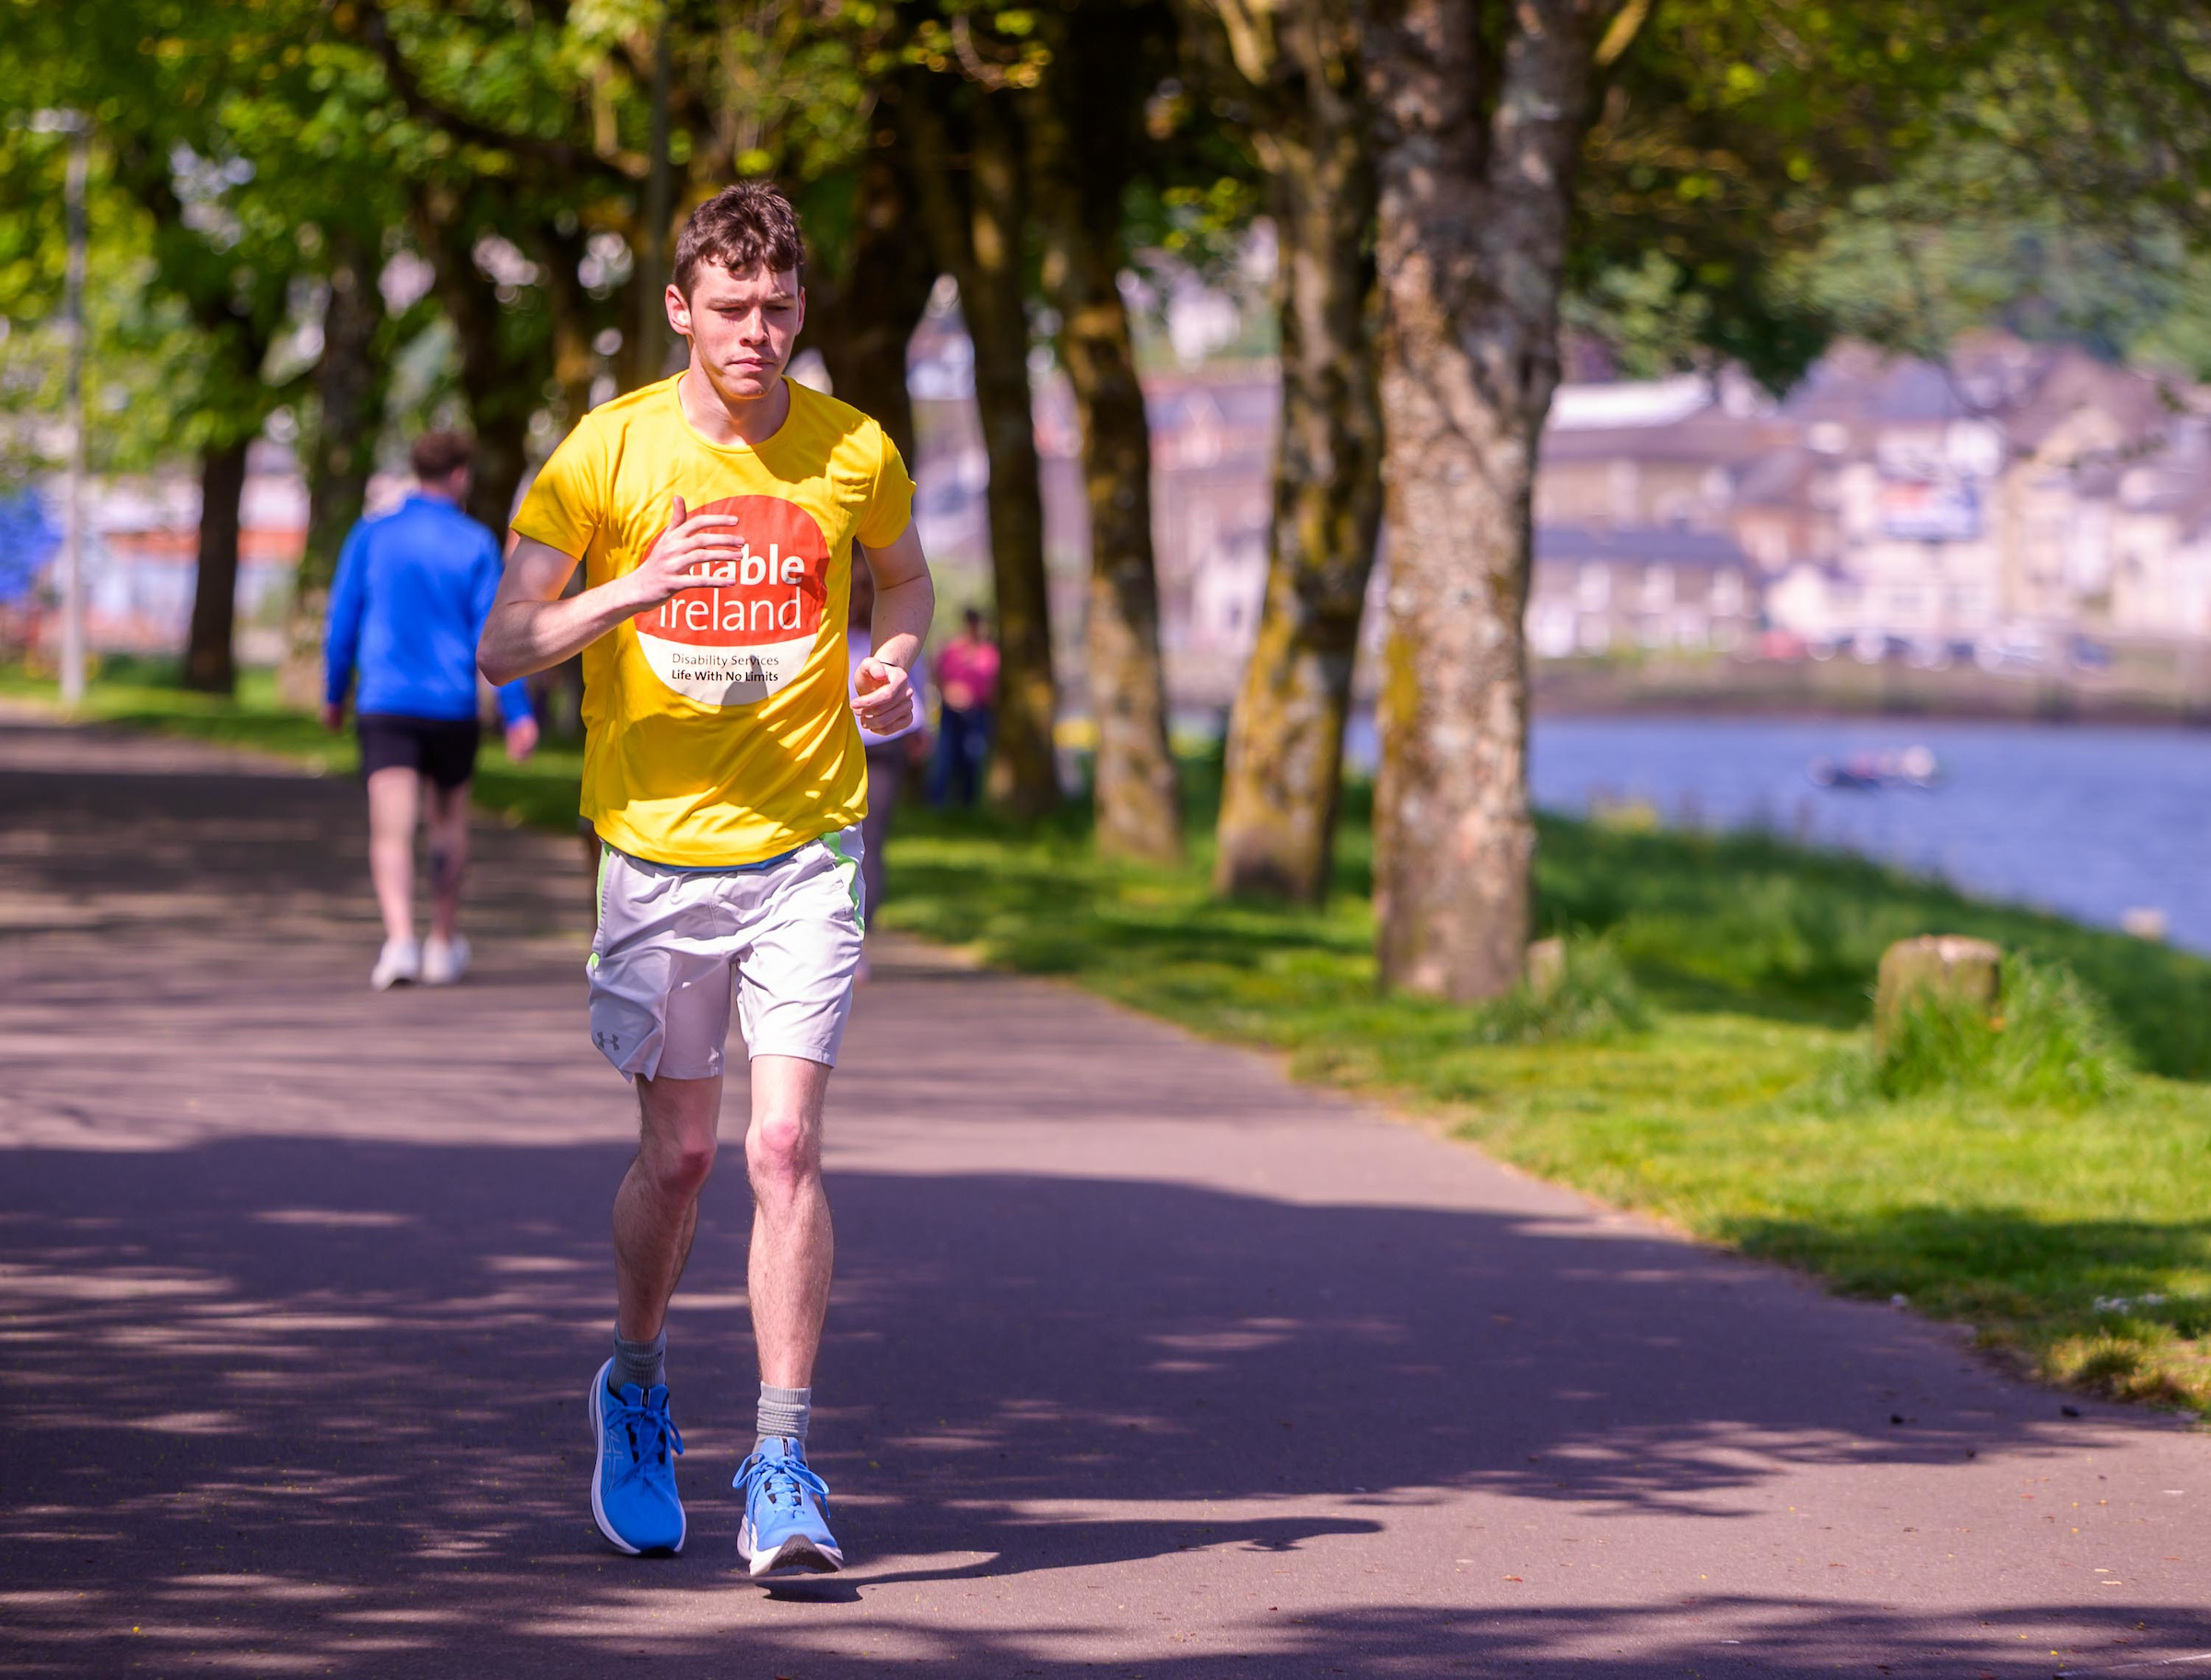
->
xmin=324 ymin=431 xmax=539 ymax=989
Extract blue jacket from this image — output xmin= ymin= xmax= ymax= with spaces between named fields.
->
xmin=324 ymin=496 xmax=530 ymax=727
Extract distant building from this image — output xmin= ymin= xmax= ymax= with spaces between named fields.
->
xmin=1526 ymin=525 xmax=1758 ymax=658
xmin=1541 ymin=334 xmax=2211 ymax=664
xmin=31 ymin=441 xmax=307 ymax=661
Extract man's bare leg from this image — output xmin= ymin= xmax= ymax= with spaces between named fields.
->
xmin=746 ymin=1055 xmax=834 ymax=1389
xmin=423 ymin=779 xmax=472 ymax=944
xmin=365 ymin=766 xmax=421 ymax=945
xmin=613 ymin=1072 xmax=723 ymax=1342
xmin=732 ymin=1052 xmax=841 ymax=1571
xmin=591 ymin=1069 xmax=712 ymax=1555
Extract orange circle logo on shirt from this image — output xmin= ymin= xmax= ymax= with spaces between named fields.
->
xmin=633 ymin=495 xmax=829 ymax=707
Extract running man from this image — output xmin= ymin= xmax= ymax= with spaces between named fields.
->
xmin=323 ymin=430 xmax=539 ymax=990
xmin=477 ymin=181 xmax=932 ymax=1576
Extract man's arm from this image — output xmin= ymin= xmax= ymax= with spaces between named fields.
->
xmin=321 ymin=524 xmax=368 ymax=731
xmin=852 ymin=521 xmax=935 ymax=736
xmin=478 ymin=496 xmax=750 ymax=686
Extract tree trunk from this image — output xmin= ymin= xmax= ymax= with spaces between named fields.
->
xmin=1177 ymin=0 xmax=1383 ymax=899
xmin=1027 ymin=28 xmax=1182 ymax=863
xmin=625 ymin=19 xmax=679 ymax=394
xmin=278 ymin=232 xmax=390 ymax=708
xmin=181 ymin=437 xmax=251 ymax=694
xmin=415 ymin=201 xmax=545 ymax=532
xmin=1210 ymin=50 xmax=1382 ymax=900
xmin=909 ymin=80 xmax=1061 ymax=819
xmin=809 ymin=91 xmax=938 ymax=467
xmin=1364 ymin=0 xmax=1601 ymax=998
xmin=536 ymin=220 xmax=600 ymax=430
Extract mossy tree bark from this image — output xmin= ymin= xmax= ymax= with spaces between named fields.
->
xmin=178 ymin=302 xmax=277 ymax=697
xmin=278 ymin=229 xmax=392 ymax=708
xmin=807 ymin=84 xmax=940 ymax=468
xmin=909 ymin=79 xmax=1061 ymax=819
xmin=181 ymin=436 xmax=252 ymax=695
xmin=534 ymin=218 xmax=599 ymax=432
xmin=1363 ymin=0 xmax=1612 ymax=998
xmin=413 ymin=195 xmax=547 ymax=534
xmin=1028 ymin=6 xmax=1182 ymax=865
xmin=1181 ymin=0 xmax=1383 ymax=901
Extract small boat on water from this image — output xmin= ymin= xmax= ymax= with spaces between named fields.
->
xmin=1807 ymin=745 xmax=1941 ymax=791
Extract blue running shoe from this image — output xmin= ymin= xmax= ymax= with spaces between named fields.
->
xmin=734 ymin=1436 xmax=843 ymax=1576
xmin=587 ymin=1358 xmax=685 ymax=1554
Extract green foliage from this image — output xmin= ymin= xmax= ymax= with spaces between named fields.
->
xmin=1567 ymin=0 xmax=1984 ymax=388
xmin=1532 ymin=817 xmax=2211 ymax=1081
xmin=1808 ymin=954 xmax=2135 ymax=1113
xmin=1560 ymin=251 xmax=1709 ymax=380
xmin=1468 ymin=935 xmax=1647 ymax=1046
xmin=1573 ymin=0 xmax=2211 ymax=385
xmin=1882 ymin=956 xmax=2131 ymax=1107
xmin=1774 ymin=134 xmax=2211 ymax=372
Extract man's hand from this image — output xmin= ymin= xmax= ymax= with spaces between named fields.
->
xmin=504 ymin=715 xmax=541 ymax=763
xmin=621 ymin=496 xmax=752 ymax=613
xmin=853 ymin=657 xmax=916 ymax=736
xmin=322 ymin=702 xmax=344 ymax=734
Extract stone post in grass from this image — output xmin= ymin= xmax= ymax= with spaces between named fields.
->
xmin=1875 ymin=935 xmax=2002 ymax=1051
xmin=1526 ymin=937 xmax=1567 ymax=997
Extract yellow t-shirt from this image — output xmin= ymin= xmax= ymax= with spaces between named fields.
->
xmin=512 ymin=375 xmax=914 ymax=866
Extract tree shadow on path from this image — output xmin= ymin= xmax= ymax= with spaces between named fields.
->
xmin=5 ymin=1138 xmax=2193 ymax=1676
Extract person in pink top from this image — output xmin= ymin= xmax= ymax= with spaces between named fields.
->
xmin=927 ymin=607 xmax=999 ymax=806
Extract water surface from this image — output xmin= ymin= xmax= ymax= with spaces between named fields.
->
xmin=1525 ymin=716 xmax=2211 ymax=951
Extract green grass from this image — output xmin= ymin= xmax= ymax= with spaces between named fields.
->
xmin=14 ymin=660 xmax=2211 ymax=1414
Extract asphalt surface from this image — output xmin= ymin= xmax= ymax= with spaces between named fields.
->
xmin=1 ymin=711 xmax=2206 ymax=1678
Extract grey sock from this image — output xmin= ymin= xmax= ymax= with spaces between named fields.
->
xmin=756 ymin=1382 xmax=811 ymax=1447
xmin=610 ymin=1328 xmax=666 ymax=1396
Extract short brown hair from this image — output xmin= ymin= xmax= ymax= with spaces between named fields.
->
xmin=409 ymin=430 xmax=474 ymax=482
xmin=673 ymin=181 xmax=805 ymax=296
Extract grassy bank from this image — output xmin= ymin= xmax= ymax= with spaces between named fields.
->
xmin=14 ymin=662 xmax=2211 ymax=1414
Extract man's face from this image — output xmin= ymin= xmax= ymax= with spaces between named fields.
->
xmin=667 ymin=262 xmax=804 ymax=402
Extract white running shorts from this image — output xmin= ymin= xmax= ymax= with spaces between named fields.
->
xmin=586 ymin=830 xmax=866 ymax=1081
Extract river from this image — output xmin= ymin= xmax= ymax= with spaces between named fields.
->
xmin=1525 ymin=716 xmax=2211 ymax=951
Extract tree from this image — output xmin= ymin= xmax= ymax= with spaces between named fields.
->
xmin=112 ymin=144 xmax=298 ymax=697
xmin=1356 ymin=0 xmax=2075 ymax=998
xmin=907 ymin=59 xmax=1063 ymax=818
xmin=1355 ymin=0 xmax=1617 ymax=995
xmin=349 ymin=0 xmax=638 ymax=525
xmin=801 ymin=71 xmax=941 ymax=465
xmin=1176 ymin=0 xmax=1383 ymax=901
xmin=1 ymin=0 xmax=312 ymax=694
xmin=0 ymin=116 xmax=202 ymax=496
xmin=277 ymin=228 xmax=398 ymax=706
xmin=1027 ymin=0 xmax=1184 ymax=862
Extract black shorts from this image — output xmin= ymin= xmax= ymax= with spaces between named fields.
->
xmin=357 ymin=714 xmax=481 ymax=791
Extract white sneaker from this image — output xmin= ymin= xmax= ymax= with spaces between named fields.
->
xmin=422 ymin=935 xmax=471 ymax=986
xmin=371 ymin=938 xmax=421 ymax=991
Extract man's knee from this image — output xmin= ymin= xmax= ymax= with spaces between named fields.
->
xmin=747 ymin=1108 xmax=818 ymax=1191
xmin=643 ymin=1132 xmax=718 ymax=1201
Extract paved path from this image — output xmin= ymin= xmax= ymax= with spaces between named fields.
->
xmin=2 ymin=713 xmax=2206 ymax=1678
